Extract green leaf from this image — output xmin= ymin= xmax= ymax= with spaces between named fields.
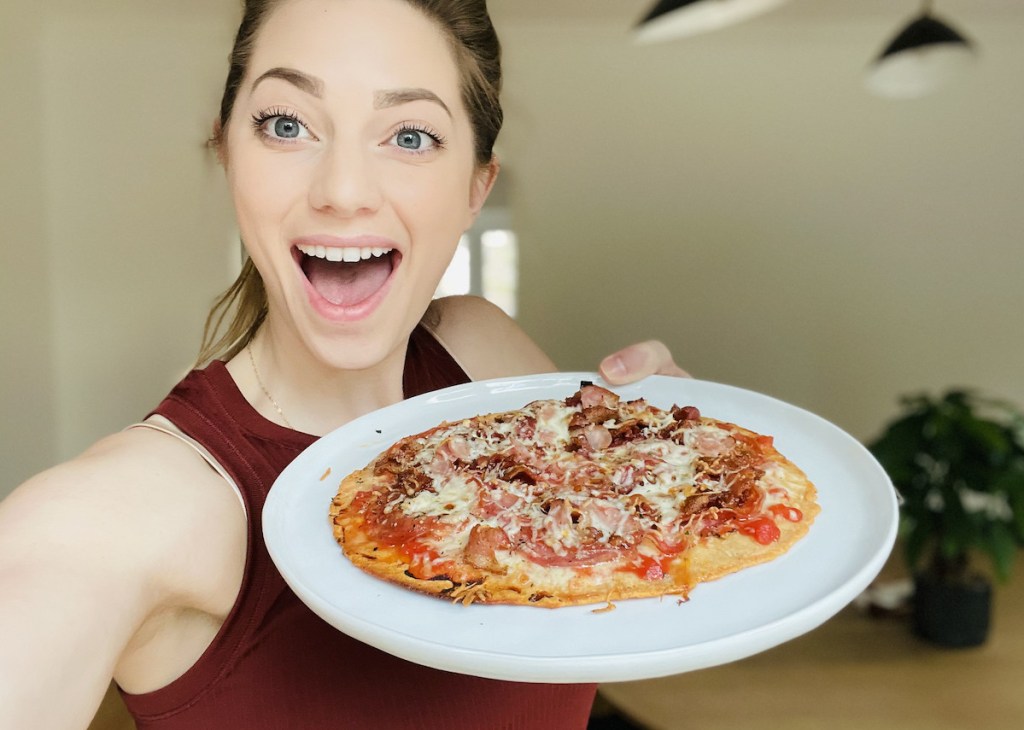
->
xmin=874 ymin=388 xmax=1024 ymax=576
xmin=938 ymin=490 xmax=972 ymax=561
xmin=869 ymin=415 xmax=929 ymax=468
xmin=983 ymin=522 xmax=1018 ymax=582
xmin=1007 ymin=483 xmax=1024 ymax=541
xmin=902 ymin=517 xmax=934 ymax=572
xmin=991 ymin=464 xmax=1024 ymax=496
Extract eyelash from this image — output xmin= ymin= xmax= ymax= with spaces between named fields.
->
xmin=393 ymin=123 xmax=448 ymax=152
xmin=248 ymin=108 xmax=448 ymax=152
xmin=250 ymin=107 xmax=312 ymax=142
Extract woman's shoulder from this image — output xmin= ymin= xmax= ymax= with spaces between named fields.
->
xmin=27 ymin=425 xmax=240 ymax=516
xmin=1 ymin=426 xmax=246 ymax=609
xmin=426 ymin=295 xmax=556 ymax=380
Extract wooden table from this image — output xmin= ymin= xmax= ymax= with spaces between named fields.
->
xmin=600 ymin=560 xmax=1024 ymax=730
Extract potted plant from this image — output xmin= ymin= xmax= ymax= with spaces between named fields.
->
xmin=867 ymin=389 xmax=1024 ymax=647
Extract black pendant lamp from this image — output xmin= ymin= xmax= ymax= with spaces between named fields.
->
xmin=635 ymin=0 xmax=790 ymax=43
xmin=866 ymin=1 xmax=975 ymax=99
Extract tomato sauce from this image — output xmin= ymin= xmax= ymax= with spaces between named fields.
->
xmin=737 ymin=516 xmax=781 ymax=545
xmin=629 ymin=552 xmax=669 ymax=581
xmin=769 ymin=504 xmax=804 ymax=522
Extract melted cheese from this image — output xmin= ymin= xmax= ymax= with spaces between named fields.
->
xmin=535 ymin=402 xmax=572 ymax=444
xmin=402 ymin=474 xmax=476 ymax=519
xmin=387 ymin=396 xmax=793 ymax=573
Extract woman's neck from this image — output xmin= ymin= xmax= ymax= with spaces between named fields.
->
xmin=225 ymin=319 xmax=409 ymax=437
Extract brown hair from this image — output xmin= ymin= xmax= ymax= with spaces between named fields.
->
xmin=197 ymin=0 xmax=503 ymax=365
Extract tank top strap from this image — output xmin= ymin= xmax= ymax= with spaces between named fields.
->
xmin=404 ymin=322 xmax=472 ymax=396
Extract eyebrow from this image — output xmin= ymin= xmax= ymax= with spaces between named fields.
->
xmin=251 ymin=67 xmax=324 ymax=98
xmin=250 ymin=69 xmax=451 ymax=118
xmin=375 ymin=88 xmax=452 ymax=118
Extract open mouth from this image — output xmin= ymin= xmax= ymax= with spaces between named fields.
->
xmin=296 ymin=244 xmax=399 ymax=307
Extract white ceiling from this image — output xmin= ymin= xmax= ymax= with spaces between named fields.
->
xmin=489 ymin=0 xmax=1022 ymax=24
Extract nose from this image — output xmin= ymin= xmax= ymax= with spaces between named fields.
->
xmin=307 ymin=143 xmax=383 ymax=217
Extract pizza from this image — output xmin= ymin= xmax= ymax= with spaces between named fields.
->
xmin=329 ymin=383 xmax=818 ymax=608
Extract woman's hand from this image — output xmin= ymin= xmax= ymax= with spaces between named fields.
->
xmin=598 ymin=340 xmax=690 ymax=385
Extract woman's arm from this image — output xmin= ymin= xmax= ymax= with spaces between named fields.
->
xmin=427 ymin=295 xmax=687 ymax=383
xmin=0 ymin=429 xmax=245 ymax=729
xmin=426 ymin=295 xmax=556 ymax=379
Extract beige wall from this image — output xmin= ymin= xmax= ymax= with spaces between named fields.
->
xmin=3 ymin=1 xmax=1023 ymax=497
xmin=493 ymin=3 xmax=1024 ymax=441
xmin=1 ymin=7 xmax=56 ymax=489
xmin=40 ymin=7 xmax=239 ymax=461
xmin=2 ymin=1 xmax=239 ymax=494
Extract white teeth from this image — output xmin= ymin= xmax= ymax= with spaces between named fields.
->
xmin=297 ymin=244 xmax=393 ymax=262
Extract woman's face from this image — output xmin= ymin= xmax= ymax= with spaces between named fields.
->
xmin=225 ymin=0 xmax=492 ymax=370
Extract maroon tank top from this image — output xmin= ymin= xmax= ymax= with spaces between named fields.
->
xmin=119 ymin=326 xmax=597 ymax=729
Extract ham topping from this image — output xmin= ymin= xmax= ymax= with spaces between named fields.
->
xmin=359 ymin=388 xmax=787 ymax=579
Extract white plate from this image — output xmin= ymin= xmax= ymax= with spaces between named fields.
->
xmin=263 ymin=373 xmax=897 ymax=683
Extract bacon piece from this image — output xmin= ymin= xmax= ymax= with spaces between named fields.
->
xmin=672 ymin=405 xmax=701 ymax=422
xmin=569 ymin=406 xmax=616 ymax=429
xmin=464 ymin=525 xmax=512 ymax=571
xmin=726 ymin=468 xmax=765 ymax=512
xmin=609 ymin=419 xmax=647 ymax=446
xmin=479 ymin=452 xmax=540 ymax=485
xmin=679 ymin=492 xmax=726 ymax=520
xmin=502 ymin=464 xmax=538 ymax=485
xmin=393 ymin=469 xmax=432 ymax=497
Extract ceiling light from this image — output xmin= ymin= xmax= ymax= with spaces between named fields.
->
xmin=635 ymin=0 xmax=791 ymax=44
xmin=866 ymin=3 xmax=975 ymax=99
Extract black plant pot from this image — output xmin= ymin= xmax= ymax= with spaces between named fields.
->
xmin=912 ymin=571 xmax=992 ymax=647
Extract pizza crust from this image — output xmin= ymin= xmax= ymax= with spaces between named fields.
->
xmin=686 ymin=462 xmax=819 ymax=586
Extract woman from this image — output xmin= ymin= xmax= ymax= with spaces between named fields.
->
xmin=0 ymin=1 xmax=685 ymax=728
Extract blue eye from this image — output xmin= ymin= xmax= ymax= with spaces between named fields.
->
xmin=393 ymin=131 xmax=421 ymax=149
xmin=271 ymin=117 xmax=303 ymax=139
xmin=391 ymin=126 xmax=445 ymax=153
xmin=251 ymin=109 xmax=313 ymax=142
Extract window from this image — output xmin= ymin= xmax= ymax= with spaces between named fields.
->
xmin=435 ymin=207 xmax=518 ymax=316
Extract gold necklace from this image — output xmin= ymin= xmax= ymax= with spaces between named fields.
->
xmin=247 ymin=343 xmax=294 ymax=429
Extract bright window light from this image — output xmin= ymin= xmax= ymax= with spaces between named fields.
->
xmin=435 ymin=235 xmax=471 ymax=296
xmin=481 ymin=229 xmax=518 ymax=317
xmin=435 ymin=224 xmax=518 ymax=317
